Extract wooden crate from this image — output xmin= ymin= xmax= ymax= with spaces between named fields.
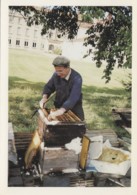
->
xmin=40 ymin=148 xmax=79 ymax=174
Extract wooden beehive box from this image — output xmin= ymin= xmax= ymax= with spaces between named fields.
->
xmin=38 ymin=108 xmax=86 ymax=147
xmin=41 ymin=147 xmax=79 ymax=174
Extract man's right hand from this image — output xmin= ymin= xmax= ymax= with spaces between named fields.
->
xmin=39 ymin=95 xmax=48 ymax=109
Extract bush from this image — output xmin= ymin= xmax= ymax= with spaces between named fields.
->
xmin=53 ymin=47 xmax=62 ymax=55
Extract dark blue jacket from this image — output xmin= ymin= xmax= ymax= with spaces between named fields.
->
xmin=43 ymin=68 xmax=84 ymax=120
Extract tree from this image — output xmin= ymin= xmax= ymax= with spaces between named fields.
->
xmin=9 ymin=6 xmax=132 ymax=82
xmin=81 ymin=7 xmax=132 ymax=82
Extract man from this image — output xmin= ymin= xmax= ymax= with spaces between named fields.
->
xmin=39 ymin=55 xmax=84 ymax=121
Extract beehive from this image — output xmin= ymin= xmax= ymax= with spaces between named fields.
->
xmin=38 ymin=108 xmax=86 ymax=147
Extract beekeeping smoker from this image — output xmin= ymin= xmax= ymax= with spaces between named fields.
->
xmin=39 ymin=55 xmax=84 ymax=121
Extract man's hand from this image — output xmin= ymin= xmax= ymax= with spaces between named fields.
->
xmin=39 ymin=95 xmax=48 ymax=109
xmin=48 ymin=108 xmax=66 ymax=121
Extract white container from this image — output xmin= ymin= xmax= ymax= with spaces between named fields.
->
xmin=86 ymin=136 xmax=131 ymax=176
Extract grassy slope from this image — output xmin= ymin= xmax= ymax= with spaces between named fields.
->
xmin=9 ymin=48 xmax=129 ymax=87
xmin=9 ymin=49 xmax=131 ymax=137
xmin=9 ymin=49 xmax=54 ymax=82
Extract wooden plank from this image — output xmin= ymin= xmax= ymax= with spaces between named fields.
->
xmin=67 ymin=110 xmax=81 ymax=122
xmin=86 ymin=129 xmax=119 ymax=147
xmin=118 ymin=138 xmax=131 ymax=151
xmin=112 ymin=108 xmax=131 ymax=128
xmin=122 ymin=126 xmax=131 ymax=134
xmin=70 ymin=176 xmax=94 ymax=187
xmin=14 ymin=132 xmax=33 ymax=136
xmin=39 ymin=108 xmax=82 ymax=123
xmin=41 ymin=148 xmax=79 ymax=174
xmin=8 ymin=123 xmax=18 ymax=165
xmin=122 ymin=137 xmax=131 ymax=144
xmin=112 ymin=108 xmax=131 ymax=113
xmin=14 ymin=132 xmax=33 ymax=151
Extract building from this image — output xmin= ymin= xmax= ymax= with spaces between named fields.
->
xmin=8 ymin=8 xmax=92 ymax=59
xmin=9 ymin=9 xmax=50 ymax=53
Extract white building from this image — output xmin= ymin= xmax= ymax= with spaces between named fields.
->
xmin=8 ymin=9 xmax=91 ymax=59
xmin=9 ymin=10 xmax=50 ymax=53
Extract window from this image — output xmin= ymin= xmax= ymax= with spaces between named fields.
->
xmin=32 ymin=42 xmax=36 ymax=47
xmin=9 ymin=39 xmax=11 ymax=44
xmin=24 ymin=41 xmax=28 ymax=46
xmin=25 ymin=28 xmax=29 ymax=37
xmin=49 ymin=44 xmax=54 ymax=50
xmin=34 ymin=30 xmax=38 ymax=38
xmin=9 ymin=26 xmax=12 ymax=34
xmin=17 ymin=27 xmax=21 ymax=35
xmin=16 ymin=40 xmax=20 ymax=46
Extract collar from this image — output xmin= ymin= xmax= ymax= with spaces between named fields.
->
xmin=65 ymin=68 xmax=71 ymax=80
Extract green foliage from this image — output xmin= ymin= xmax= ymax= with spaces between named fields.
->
xmin=121 ymin=73 xmax=132 ymax=99
xmin=53 ymin=47 xmax=62 ymax=55
xmin=82 ymin=13 xmax=93 ymax=23
xmin=9 ymin=6 xmax=132 ymax=82
xmin=83 ymin=7 xmax=132 ymax=82
xmin=80 ymin=6 xmax=105 ymax=20
xmin=9 ymin=6 xmax=79 ymax=39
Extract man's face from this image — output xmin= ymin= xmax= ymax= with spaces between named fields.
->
xmin=54 ymin=66 xmax=70 ymax=78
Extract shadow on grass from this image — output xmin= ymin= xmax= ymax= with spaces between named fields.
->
xmin=82 ymin=84 xmax=131 ymax=137
xmin=82 ymin=84 xmax=129 ymax=106
xmin=82 ymin=84 xmax=127 ymax=97
xmin=9 ymin=76 xmax=45 ymax=91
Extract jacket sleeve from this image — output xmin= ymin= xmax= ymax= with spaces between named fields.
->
xmin=42 ymin=74 xmax=55 ymax=97
xmin=62 ymin=75 xmax=82 ymax=110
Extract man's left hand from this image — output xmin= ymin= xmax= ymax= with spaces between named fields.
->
xmin=48 ymin=108 xmax=66 ymax=121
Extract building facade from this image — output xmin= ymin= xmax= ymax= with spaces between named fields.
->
xmin=9 ymin=10 xmax=50 ymax=53
xmin=8 ymin=9 xmax=91 ymax=59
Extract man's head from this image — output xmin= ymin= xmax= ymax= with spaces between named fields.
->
xmin=52 ymin=56 xmax=70 ymax=78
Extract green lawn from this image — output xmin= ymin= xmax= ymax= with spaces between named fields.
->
xmin=9 ymin=48 xmax=131 ymax=137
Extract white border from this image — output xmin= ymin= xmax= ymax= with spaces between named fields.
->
xmin=0 ymin=0 xmax=137 ymax=194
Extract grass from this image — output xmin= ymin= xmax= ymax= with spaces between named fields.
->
xmin=9 ymin=49 xmax=131 ymax=137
